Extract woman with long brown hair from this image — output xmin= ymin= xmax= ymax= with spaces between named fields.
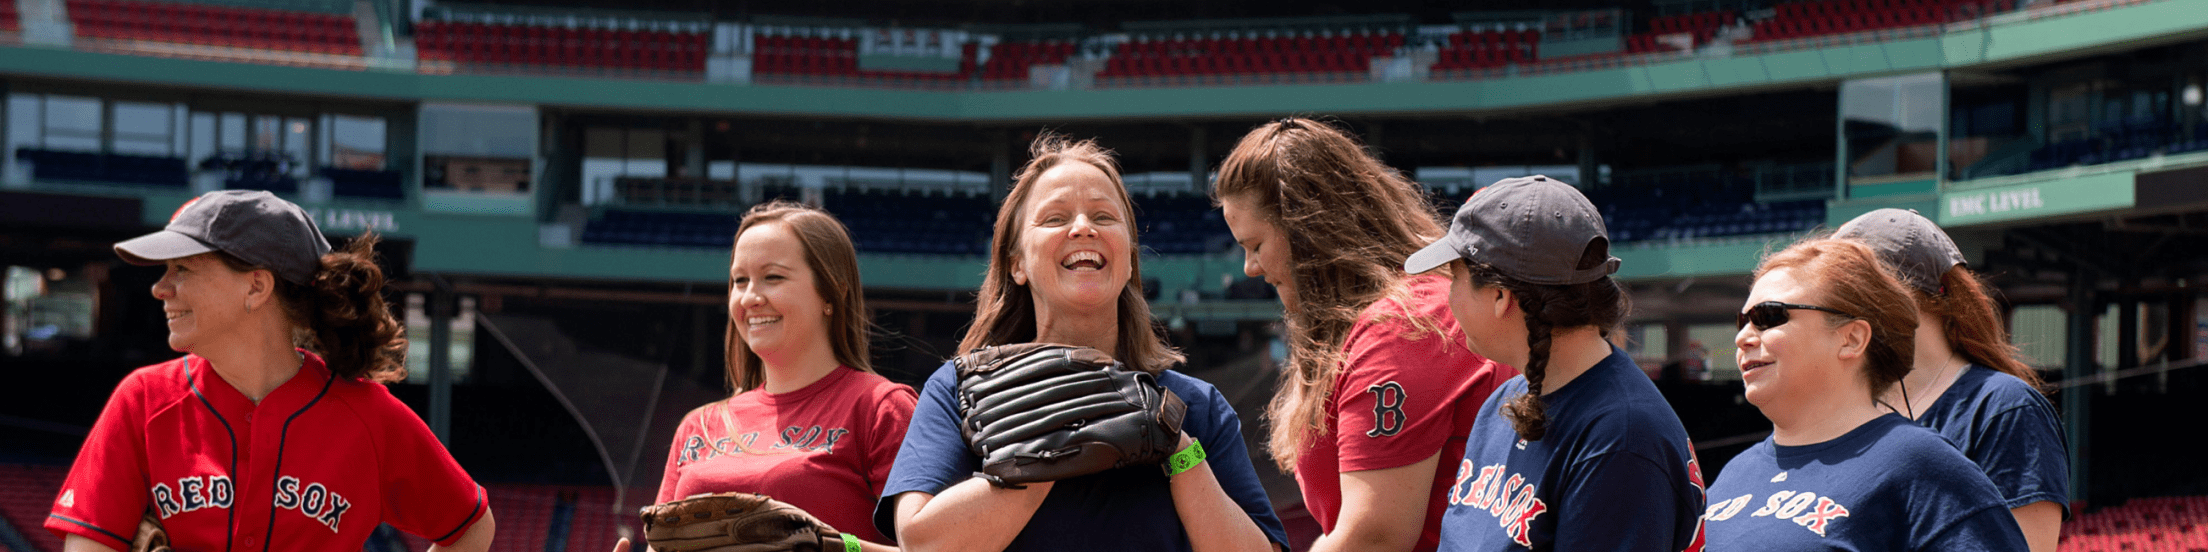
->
xmin=50 ymin=190 xmax=495 ymax=552
xmin=876 ymin=134 xmax=1286 ymax=552
xmin=1703 ymin=238 xmax=2025 ymax=550
xmin=1835 ymin=208 xmax=2067 ymax=552
xmin=623 ymin=201 xmax=916 ymax=552
xmin=1213 ymin=118 xmax=1515 ymax=552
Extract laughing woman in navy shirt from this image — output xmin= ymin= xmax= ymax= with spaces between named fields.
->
xmin=1836 ymin=208 xmax=2069 ymax=552
xmin=1704 ymin=238 xmax=2026 ymax=551
xmin=873 ymin=134 xmax=1287 ymax=552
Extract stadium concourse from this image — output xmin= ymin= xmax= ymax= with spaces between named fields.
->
xmin=5 ymin=0 xmax=2208 ymax=550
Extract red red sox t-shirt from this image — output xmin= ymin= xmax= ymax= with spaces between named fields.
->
xmin=47 ymin=351 xmax=488 ymax=551
xmin=1293 ymin=274 xmax=1518 ymax=552
xmin=656 ymin=366 xmax=916 ymax=543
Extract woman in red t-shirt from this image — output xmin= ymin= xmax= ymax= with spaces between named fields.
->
xmin=621 ymin=201 xmax=917 ymax=552
xmin=1212 ymin=118 xmax=1518 ymax=552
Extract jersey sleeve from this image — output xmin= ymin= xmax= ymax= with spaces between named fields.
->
xmin=373 ymin=389 xmax=487 ymax=547
xmin=1918 ymin=506 xmax=2030 ymax=552
xmin=1332 ymin=320 xmax=1466 ymax=472
xmin=1971 ymin=396 xmax=2070 ymax=515
xmin=1177 ymin=374 xmax=1291 ymax=550
xmin=655 ymin=407 xmax=711 ymax=504
xmin=45 ymin=372 xmax=154 ymax=550
xmin=862 ymin=383 xmax=920 ymax=497
xmin=871 ymin=361 xmax=973 ymax=540
xmin=1553 ymin=451 xmax=1698 ymax=552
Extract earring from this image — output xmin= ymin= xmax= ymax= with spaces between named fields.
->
xmin=824 ymin=307 xmax=832 ymax=316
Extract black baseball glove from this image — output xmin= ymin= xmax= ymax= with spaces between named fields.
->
xmin=954 ymin=343 xmax=1188 ymax=488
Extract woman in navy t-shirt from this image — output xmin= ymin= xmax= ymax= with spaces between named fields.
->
xmin=1705 ymin=238 xmax=2026 ymax=551
xmin=1405 ymin=176 xmax=1705 ymax=552
xmin=1836 ymin=208 xmax=2068 ymax=552
xmin=873 ymin=134 xmax=1287 ymax=552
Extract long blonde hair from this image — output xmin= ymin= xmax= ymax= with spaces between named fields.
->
xmin=1212 ymin=118 xmax=1452 ymax=470
xmin=958 ymin=133 xmax=1184 ymax=373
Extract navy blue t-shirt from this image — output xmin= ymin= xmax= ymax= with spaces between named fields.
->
xmin=1916 ymin=364 xmax=2070 ymax=515
xmin=872 ymin=360 xmax=1288 ymax=552
xmin=1437 ymin=346 xmax=1706 ymax=552
xmin=1704 ymin=414 xmax=2027 ymax=551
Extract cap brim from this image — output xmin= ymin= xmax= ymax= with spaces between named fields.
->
xmin=1403 ymin=237 xmax=1465 ymax=274
xmin=115 ymin=231 xmax=217 ymax=265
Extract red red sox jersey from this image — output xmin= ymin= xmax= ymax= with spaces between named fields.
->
xmin=656 ymin=366 xmax=916 ymax=543
xmin=46 ymin=351 xmax=488 ymax=551
xmin=1293 ymin=274 xmax=1517 ymax=552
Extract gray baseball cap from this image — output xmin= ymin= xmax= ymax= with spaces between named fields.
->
xmin=1832 ymin=208 xmax=1963 ymax=295
xmin=1404 ymin=175 xmax=1621 ymax=285
xmin=115 ymin=190 xmax=331 ymax=285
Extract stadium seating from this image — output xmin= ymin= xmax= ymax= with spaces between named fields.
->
xmin=1431 ymin=28 xmax=1539 ymax=71
xmin=1135 ymin=192 xmax=1232 ymax=255
xmin=823 ymin=188 xmax=995 ymax=255
xmin=323 ymin=167 xmax=406 ymax=200
xmin=66 ymin=0 xmax=361 ymax=55
xmin=2 ymin=0 xmax=21 ymax=33
xmin=2062 ymin=495 xmax=2208 ymax=551
xmin=579 ymin=209 xmax=742 ymax=249
xmin=982 ymin=39 xmax=1078 ymax=81
xmin=750 ymin=32 xmax=977 ymax=83
xmin=1626 ymin=11 xmax=1734 ymax=54
xmin=481 ymin=484 xmax=558 ymax=552
xmin=415 ymin=20 xmax=709 ymax=73
xmin=2019 ymin=115 xmax=2195 ymax=174
xmin=564 ymin=487 xmax=630 ymax=552
xmin=1097 ymin=30 xmax=1403 ymax=79
xmin=14 ymin=148 xmax=191 ymax=188
xmin=1590 ymin=170 xmax=1826 ymax=243
xmin=1746 ymin=0 xmax=2014 ymax=43
xmin=0 ymin=464 xmax=68 ymax=552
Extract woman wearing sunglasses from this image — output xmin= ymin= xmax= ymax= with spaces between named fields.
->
xmin=1405 ymin=176 xmax=1705 ymax=552
xmin=1834 ymin=209 xmax=2067 ymax=552
xmin=1702 ymin=238 xmax=2025 ymax=550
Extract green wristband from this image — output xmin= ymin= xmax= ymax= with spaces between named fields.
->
xmin=840 ymin=532 xmax=861 ymax=552
xmin=1164 ymin=438 xmax=1206 ymax=477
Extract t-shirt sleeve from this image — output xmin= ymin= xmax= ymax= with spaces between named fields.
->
xmin=655 ymin=409 xmax=708 ymax=504
xmin=1333 ymin=321 xmax=1464 ymax=472
xmin=1971 ymin=398 xmax=2070 ymax=515
xmin=1553 ymin=451 xmax=1696 ymax=552
xmin=1184 ymin=378 xmax=1291 ymax=550
xmin=1918 ymin=506 xmax=2030 ymax=552
xmin=374 ymin=390 xmax=488 ymax=547
xmin=864 ymin=383 xmax=920 ymax=497
xmin=871 ymin=362 xmax=971 ymax=541
xmin=46 ymin=373 xmax=152 ymax=549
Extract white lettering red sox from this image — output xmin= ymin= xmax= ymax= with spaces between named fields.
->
xmin=1704 ymin=491 xmax=1851 ymax=537
xmin=1448 ymin=462 xmax=1549 ymax=547
xmin=271 ymin=475 xmax=353 ymax=533
xmin=149 ymin=475 xmax=235 ymax=518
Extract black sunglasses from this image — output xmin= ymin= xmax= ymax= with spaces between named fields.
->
xmin=1737 ymin=301 xmax=1858 ymax=331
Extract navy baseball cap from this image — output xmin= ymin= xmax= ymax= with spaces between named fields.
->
xmin=1405 ymin=175 xmax=1621 ymax=285
xmin=1832 ymin=208 xmax=1964 ymax=295
xmin=115 ymin=190 xmax=331 ymax=285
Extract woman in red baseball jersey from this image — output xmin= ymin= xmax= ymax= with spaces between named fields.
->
xmin=1212 ymin=118 xmax=1516 ymax=552
xmin=618 ymin=201 xmax=916 ymax=552
xmin=48 ymin=190 xmax=495 ymax=552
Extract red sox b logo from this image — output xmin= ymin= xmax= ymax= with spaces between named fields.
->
xmin=1365 ymin=382 xmax=1407 ymax=437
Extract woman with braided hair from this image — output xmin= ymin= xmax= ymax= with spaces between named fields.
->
xmin=1213 ymin=118 xmax=1516 ymax=552
xmin=1404 ymin=176 xmax=1704 ymax=552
